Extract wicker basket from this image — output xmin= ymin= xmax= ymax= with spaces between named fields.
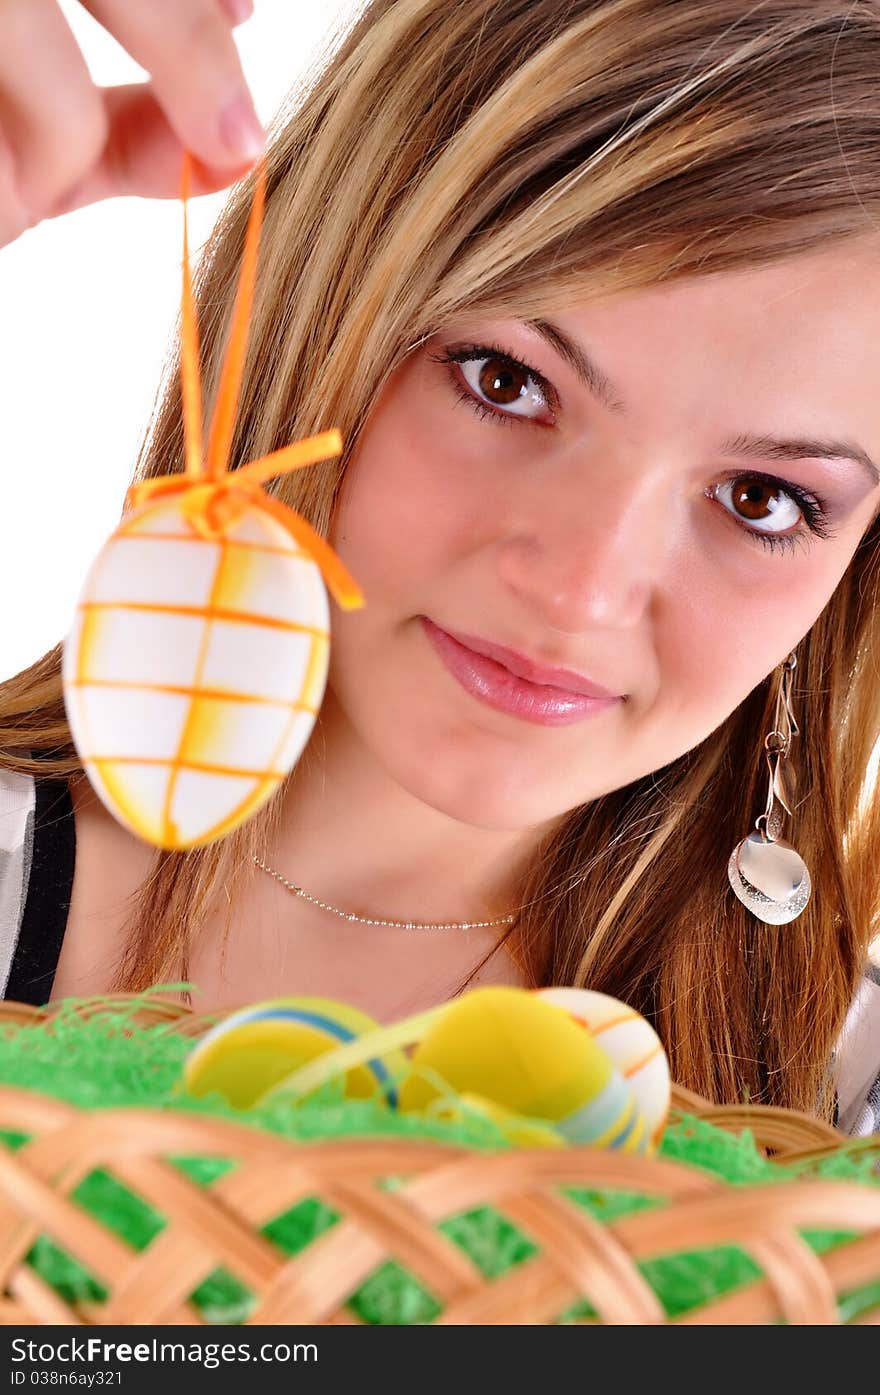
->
xmin=0 ymin=995 xmax=877 ymax=1326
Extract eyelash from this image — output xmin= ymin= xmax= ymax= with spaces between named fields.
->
xmin=429 ymin=340 xmax=837 ymax=556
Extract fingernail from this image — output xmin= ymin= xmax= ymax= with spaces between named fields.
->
xmin=219 ymin=0 xmax=254 ymax=23
xmin=219 ymin=94 xmax=265 ymax=162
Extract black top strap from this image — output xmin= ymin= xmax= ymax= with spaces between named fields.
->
xmin=5 ymin=775 xmax=75 ymax=1006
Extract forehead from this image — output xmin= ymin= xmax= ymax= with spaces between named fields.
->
xmin=565 ymin=234 xmax=880 ymax=329
xmin=544 ymin=235 xmax=880 ymax=427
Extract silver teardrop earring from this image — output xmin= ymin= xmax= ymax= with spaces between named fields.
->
xmin=727 ymin=651 xmax=812 ymax=925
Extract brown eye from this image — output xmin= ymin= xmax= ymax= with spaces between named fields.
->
xmin=712 ymin=474 xmax=804 ymax=542
xmin=710 ymin=471 xmax=834 ymax=554
xmin=457 ymin=354 xmax=550 ymax=419
xmin=731 ymin=477 xmax=793 ymax=523
xmin=476 ymin=356 xmax=530 ymax=405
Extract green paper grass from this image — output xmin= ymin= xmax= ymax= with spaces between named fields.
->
xmin=0 ymin=989 xmax=877 ymax=1324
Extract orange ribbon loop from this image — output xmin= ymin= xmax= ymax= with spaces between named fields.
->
xmin=125 ymin=151 xmax=364 ymax=613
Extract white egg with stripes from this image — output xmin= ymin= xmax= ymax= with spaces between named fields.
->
xmin=62 ymin=492 xmax=330 ymax=850
xmin=537 ymin=987 xmax=671 ymax=1142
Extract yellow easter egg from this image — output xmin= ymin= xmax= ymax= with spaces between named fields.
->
xmin=538 ymin=987 xmax=671 ymax=1143
xmin=62 ymin=493 xmax=330 ymax=849
xmin=184 ymin=996 xmax=406 ymax=1110
xmin=399 ymin=986 xmax=647 ymax=1152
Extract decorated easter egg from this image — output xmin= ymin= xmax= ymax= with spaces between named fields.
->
xmin=62 ymin=492 xmax=330 ymax=849
xmin=183 ymin=996 xmax=406 ymax=1110
xmin=537 ymin=987 xmax=671 ymax=1142
xmin=398 ymin=986 xmax=648 ymax=1152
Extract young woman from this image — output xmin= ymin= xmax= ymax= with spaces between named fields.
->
xmin=1 ymin=0 xmax=879 ymax=1131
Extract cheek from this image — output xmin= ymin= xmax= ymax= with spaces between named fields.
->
xmin=328 ymin=389 xmax=488 ymax=603
xmin=647 ymin=536 xmax=855 ymax=753
xmin=321 ymin=392 xmax=475 ymax=740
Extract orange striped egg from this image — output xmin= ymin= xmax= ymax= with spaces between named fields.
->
xmin=537 ymin=987 xmax=671 ymax=1143
xmin=62 ymin=492 xmax=329 ymax=849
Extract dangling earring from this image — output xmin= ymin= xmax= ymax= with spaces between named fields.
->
xmin=727 ymin=651 xmax=812 ymax=925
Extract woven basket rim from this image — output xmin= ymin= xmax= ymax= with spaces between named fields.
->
xmin=0 ymin=994 xmax=877 ymax=1325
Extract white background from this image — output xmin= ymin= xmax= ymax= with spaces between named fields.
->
xmin=0 ymin=0 xmax=358 ymax=682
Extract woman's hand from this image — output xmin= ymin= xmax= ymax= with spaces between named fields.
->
xmin=0 ymin=0 xmax=265 ymax=248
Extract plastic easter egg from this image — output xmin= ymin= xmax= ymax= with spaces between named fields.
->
xmin=62 ymin=492 xmax=330 ymax=849
xmin=183 ymin=996 xmax=406 ymax=1110
xmin=398 ymin=986 xmax=648 ymax=1152
xmin=538 ymin=987 xmax=671 ymax=1143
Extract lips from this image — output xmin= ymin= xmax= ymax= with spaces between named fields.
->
xmin=425 ymin=619 xmax=621 ymax=699
xmin=419 ymin=616 xmax=623 ymax=728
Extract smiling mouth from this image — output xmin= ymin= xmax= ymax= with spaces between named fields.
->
xmin=419 ymin=616 xmax=623 ymax=727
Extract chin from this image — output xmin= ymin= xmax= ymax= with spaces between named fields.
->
xmin=380 ymin=740 xmax=569 ymax=832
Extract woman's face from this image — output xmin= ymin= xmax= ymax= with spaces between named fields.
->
xmin=326 ymin=238 xmax=880 ymax=831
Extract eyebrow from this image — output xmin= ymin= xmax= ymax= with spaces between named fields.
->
xmin=530 ymin=318 xmax=627 ymax=413
xmin=529 ymin=317 xmax=880 ymax=488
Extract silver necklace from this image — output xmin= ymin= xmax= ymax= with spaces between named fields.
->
xmin=252 ymin=855 xmax=517 ymax=930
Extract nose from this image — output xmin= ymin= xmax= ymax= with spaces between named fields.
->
xmin=495 ymin=456 xmax=670 ymax=634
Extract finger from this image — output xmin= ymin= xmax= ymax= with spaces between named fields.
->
xmin=0 ymin=134 xmax=35 ymax=247
xmin=216 ymin=0 xmax=255 ymax=25
xmin=47 ymin=83 xmax=256 ymax=216
xmin=0 ymin=0 xmax=108 ymax=214
xmin=80 ymin=0 xmax=265 ymax=170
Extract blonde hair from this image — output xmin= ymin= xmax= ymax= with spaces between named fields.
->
xmin=3 ymin=0 xmax=880 ymax=1113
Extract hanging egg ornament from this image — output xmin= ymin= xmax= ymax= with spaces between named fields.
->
xmin=398 ymin=986 xmax=649 ymax=1152
xmin=183 ymin=996 xmax=406 ymax=1111
xmin=62 ymin=154 xmax=363 ymax=849
xmin=537 ymin=987 xmax=671 ymax=1146
xmin=62 ymin=467 xmax=344 ymax=850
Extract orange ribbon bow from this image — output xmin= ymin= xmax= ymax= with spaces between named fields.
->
xmin=124 ymin=152 xmax=364 ymax=613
